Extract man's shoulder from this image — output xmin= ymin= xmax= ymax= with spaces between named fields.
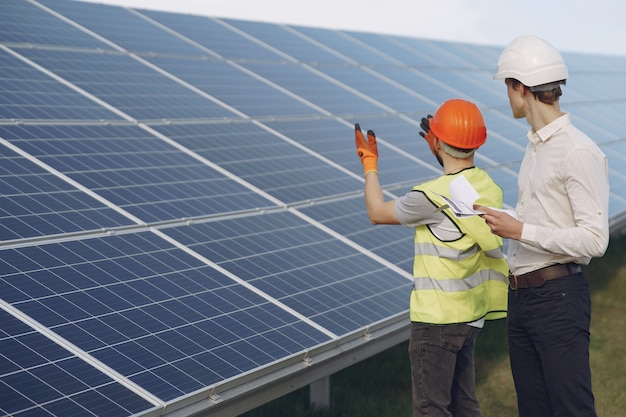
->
xmin=563 ymin=123 xmax=606 ymax=155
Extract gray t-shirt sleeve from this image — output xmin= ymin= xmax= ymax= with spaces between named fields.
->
xmin=394 ymin=190 xmax=446 ymax=228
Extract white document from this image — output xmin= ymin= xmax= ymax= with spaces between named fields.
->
xmin=434 ymin=175 xmax=517 ymax=218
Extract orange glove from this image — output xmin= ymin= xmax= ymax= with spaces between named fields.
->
xmin=354 ymin=123 xmax=378 ymax=176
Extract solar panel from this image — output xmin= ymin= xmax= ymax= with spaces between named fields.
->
xmin=0 ymin=0 xmax=114 ymax=49
xmin=242 ymin=60 xmax=388 ymax=115
xmin=163 ymin=212 xmax=411 ymax=335
xmin=0 ymin=308 xmax=156 ymax=416
xmin=1 ymin=1 xmax=626 ymax=416
xmin=16 ymin=48 xmax=236 ymax=121
xmin=140 ymin=10 xmax=287 ymax=63
xmin=37 ymin=0 xmax=204 ymax=56
xmin=0 ymin=136 xmax=132 ymax=240
xmin=0 ymin=123 xmax=275 ymax=223
xmin=0 ymin=49 xmax=122 ymax=121
xmin=1 ymin=232 xmax=333 ymax=404
xmin=153 ymin=121 xmax=363 ymax=204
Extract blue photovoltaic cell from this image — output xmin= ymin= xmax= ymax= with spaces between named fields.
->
xmin=392 ymin=38 xmax=502 ymax=70
xmin=0 ymin=140 xmax=132 ymax=241
xmin=314 ymin=64 xmax=434 ymax=114
xmin=417 ymin=67 xmax=506 ymax=107
xmin=241 ymin=61 xmax=385 ymax=115
xmin=0 ymin=49 xmax=122 ymax=121
xmin=565 ymin=101 xmax=626 ymax=143
xmin=0 ymin=309 xmax=154 ymax=417
xmin=163 ymin=211 xmax=413 ymax=335
xmin=141 ymin=9 xmax=288 ymax=62
xmin=297 ymin=196 xmax=415 ymax=273
xmin=0 ymin=123 xmax=275 ymax=223
xmin=144 ymin=56 xmax=322 ymax=118
xmin=563 ymin=52 xmax=626 ymax=72
xmin=564 ymin=58 xmax=626 ymax=104
xmin=16 ymin=48 xmax=235 ymax=121
xmin=412 ymin=38 xmax=489 ymax=68
xmin=294 ymin=26 xmax=421 ymax=67
xmin=387 ymin=36 xmax=481 ymax=69
xmin=0 ymin=231 xmax=332 ymax=402
xmin=153 ymin=121 xmax=363 ymax=204
xmin=371 ymin=66 xmax=464 ymax=108
xmin=0 ymin=0 xmax=114 ymax=50
xmin=431 ymin=41 xmax=502 ymax=69
xmin=222 ymin=19 xmax=350 ymax=65
xmin=38 ymin=0 xmax=204 ymax=56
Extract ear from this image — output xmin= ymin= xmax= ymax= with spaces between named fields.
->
xmin=433 ymin=136 xmax=442 ymax=150
xmin=521 ymin=85 xmax=529 ymax=96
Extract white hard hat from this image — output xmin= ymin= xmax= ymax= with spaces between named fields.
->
xmin=493 ymin=35 xmax=568 ymax=91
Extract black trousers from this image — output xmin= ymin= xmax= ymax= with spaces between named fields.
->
xmin=507 ymin=271 xmax=597 ymax=417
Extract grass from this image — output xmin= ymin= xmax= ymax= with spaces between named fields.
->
xmin=241 ymin=234 xmax=626 ymax=417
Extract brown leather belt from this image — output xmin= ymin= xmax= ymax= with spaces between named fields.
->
xmin=508 ymin=263 xmax=581 ymax=290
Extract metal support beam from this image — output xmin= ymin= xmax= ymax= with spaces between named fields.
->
xmin=309 ymin=376 xmax=330 ymax=409
xmin=162 ymin=314 xmax=410 ymax=417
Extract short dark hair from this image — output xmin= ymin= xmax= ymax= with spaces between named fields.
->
xmin=505 ymin=78 xmax=565 ymax=105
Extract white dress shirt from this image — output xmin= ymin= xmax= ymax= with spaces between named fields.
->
xmin=507 ymin=113 xmax=610 ymax=275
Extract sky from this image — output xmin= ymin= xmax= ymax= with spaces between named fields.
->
xmin=76 ymin=0 xmax=626 ymax=57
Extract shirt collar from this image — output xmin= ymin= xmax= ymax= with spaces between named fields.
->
xmin=527 ymin=113 xmax=570 ymax=144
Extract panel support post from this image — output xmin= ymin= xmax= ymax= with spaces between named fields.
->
xmin=309 ymin=376 xmax=330 ymax=409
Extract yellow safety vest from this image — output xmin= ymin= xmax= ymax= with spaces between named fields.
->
xmin=409 ymin=168 xmax=509 ymax=324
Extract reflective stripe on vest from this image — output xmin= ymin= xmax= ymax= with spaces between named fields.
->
xmin=413 ymin=268 xmax=505 ymax=292
xmin=413 ymin=241 xmax=504 ymax=261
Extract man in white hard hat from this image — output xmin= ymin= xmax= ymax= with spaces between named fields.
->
xmin=476 ymin=35 xmax=609 ymax=417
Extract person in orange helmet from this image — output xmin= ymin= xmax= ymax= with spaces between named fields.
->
xmin=476 ymin=35 xmax=609 ymax=417
xmin=355 ymin=98 xmax=509 ymax=417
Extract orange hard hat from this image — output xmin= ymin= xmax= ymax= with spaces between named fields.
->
xmin=429 ymin=99 xmax=487 ymax=149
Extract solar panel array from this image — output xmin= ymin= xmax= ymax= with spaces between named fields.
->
xmin=2 ymin=0 xmax=626 ymax=416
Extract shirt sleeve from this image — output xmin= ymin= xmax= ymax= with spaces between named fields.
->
xmin=520 ymin=148 xmax=610 ymax=258
xmin=394 ymin=190 xmax=446 ymax=228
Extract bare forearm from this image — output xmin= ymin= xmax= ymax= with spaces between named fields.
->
xmin=364 ymin=172 xmax=399 ymax=224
